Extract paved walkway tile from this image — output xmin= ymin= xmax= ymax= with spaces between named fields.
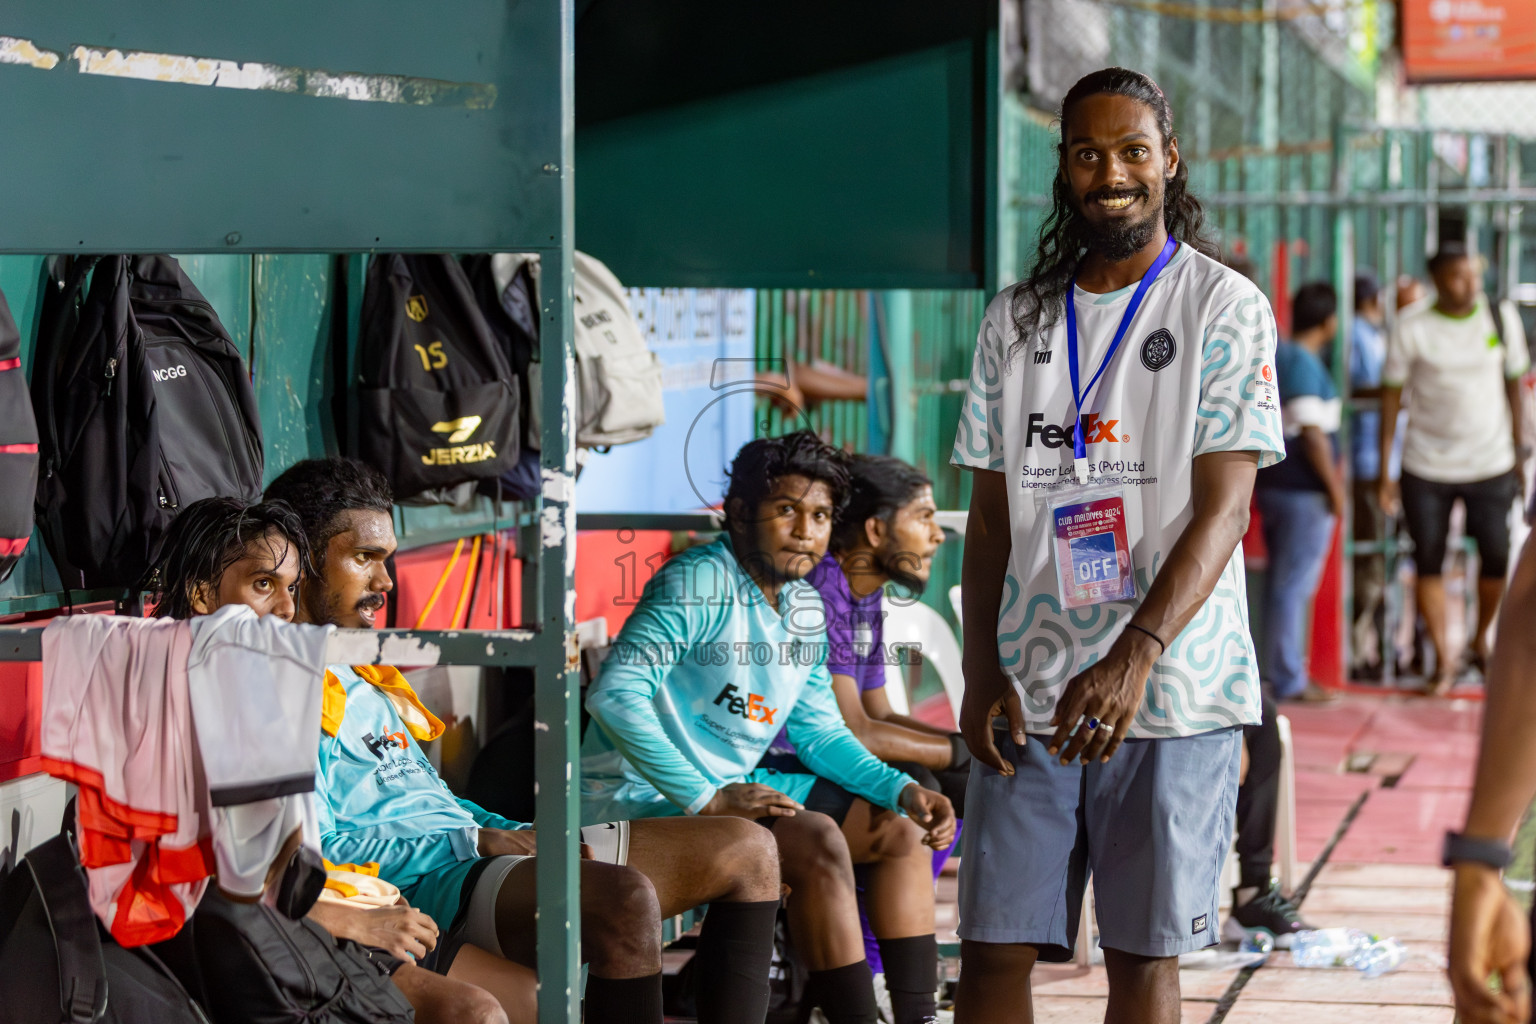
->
xmin=1029 ymin=996 xmax=1216 ymax=1022
xmin=1310 ymin=863 xmax=1450 ymax=890
xmin=1395 ymin=756 xmax=1477 ymax=790
xmin=1032 ymin=964 xmax=1240 ymax=1001
xmin=1350 ymin=789 xmax=1470 ymax=833
xmin=1291 ymin=734 xmax=1355 ymax=771
xmin=1241 ymin=966 xmax=1451 ymax=1005
xmin=1302 ymin=884 xmax=1450 ymax=915
xmin=1280 ymin=701 xmax=1377 ymax=735
xmin=1293 ymin=770 xmax=1380 ymax=801
xmin=1297 ymin=804 xmax=1358 ymax=839
xmin=1221 ymin=1000 xmax=1452 ymax=1022
xmin=1325 ymin=840 xmax=1444 ymax=864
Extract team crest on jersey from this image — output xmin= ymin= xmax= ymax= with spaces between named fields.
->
xmin=1141 ymin=329 xmax=1176 ymax=371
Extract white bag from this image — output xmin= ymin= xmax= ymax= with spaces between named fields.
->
xmin=490 ymin=250 xmax=665 ymax=449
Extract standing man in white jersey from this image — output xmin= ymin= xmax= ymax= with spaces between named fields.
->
xmin=1378 ymin=241 xmax=1529 ymax=693
xmin=951 ymin=67 xmax=1284 ymax=1022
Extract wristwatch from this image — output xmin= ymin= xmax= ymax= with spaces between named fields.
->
xmin=1442 ymin=831 xmax=1512 ymax=870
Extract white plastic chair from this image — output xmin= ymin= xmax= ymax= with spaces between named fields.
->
xmin=1275 ymin=713 xmax=1298 ymax=894
xmin=1218 ymin=713 xmax=1299 ymax=901
xmin=881 ymin=597 xmax=965 ymax=727
xmin=882 ymin=658 xmax=912 ymax=715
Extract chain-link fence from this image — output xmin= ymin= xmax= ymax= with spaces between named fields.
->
xmin=1403 ymin=83 xmax=1536 ymax=137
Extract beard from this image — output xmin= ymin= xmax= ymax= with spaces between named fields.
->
xmin=874 ymin=548 xmax=928 ymax=598
xmin=1079 ymin=185 xmax=1162 ymax=262
xmin=310 ymin=585 xmax=386 ymax=627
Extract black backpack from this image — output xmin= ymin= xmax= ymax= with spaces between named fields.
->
xmin=169 ymin=889 xmax=414 ymax=1024
xmin=0 ymin=288 xmax=39 ymax=582
xmin=0 ymin=833 xmax=209 ymax=1024
xmin=354 ymin=254 xmax=520 ymax=500
xmin=32 ymin=256 xmax=264 ymax=589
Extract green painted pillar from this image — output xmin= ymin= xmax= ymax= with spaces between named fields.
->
xmin=533 ymin=4 xmax=580 ymax=1022
xmin=1331 ymin=117 xmax=1356 ymax=686
xmin=884 ymin=291 xmax=916 ymax=464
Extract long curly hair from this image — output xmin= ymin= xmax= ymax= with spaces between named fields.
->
xmin=722 ymin=430 xmax=851 ymax=540
xmin=1009 ymin=67 xmax=1218 ymax=364
xmin=144 ymin=497 xmax=312 ymax=620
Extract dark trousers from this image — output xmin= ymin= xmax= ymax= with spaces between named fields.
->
xmin=1352 ymin=478 xmax=1389 ymax=672
xmin=1234 ymin=691 xmax=1281 ymax=890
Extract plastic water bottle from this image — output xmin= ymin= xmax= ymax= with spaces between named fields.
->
xmin=1238 ymin=929 xmax=1275 ymax=956
xmin=1348 ymin=937 xmax=1407 ymax=978
xmin=1291 ymin=928 xmax=1369 ymax=967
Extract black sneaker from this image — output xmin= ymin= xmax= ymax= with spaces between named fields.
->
xmin=1220 ymin=881 xmax=1312 ymax=948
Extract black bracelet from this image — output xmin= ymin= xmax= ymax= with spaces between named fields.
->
xmin=1125 ymin=622 xmax=1166 ymax=653
xmin=1443 ymin=831 xmax=1512 ymax=870
xmin=946 ymin=733 xmax=971 ymax=771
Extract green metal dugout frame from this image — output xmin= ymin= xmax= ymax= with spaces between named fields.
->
xmin=0 ymin=3 xmax=581 ymax=1021
xmin=574 ymin=0 xmax=1006 ymax=294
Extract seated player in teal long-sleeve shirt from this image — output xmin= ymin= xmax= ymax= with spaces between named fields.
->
xmin=266 ymin=457 xmax=784 ymax=1024
xmin=582 ymin=432 xmax=956 ymax=1024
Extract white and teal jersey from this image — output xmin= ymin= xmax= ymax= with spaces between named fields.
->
xmin=582 ymin=535 xmax=916 ymax=822
xmin=951 ymin=245 xmax=1285 ymax=738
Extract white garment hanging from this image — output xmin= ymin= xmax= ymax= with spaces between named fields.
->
xmin=187 ymin=605 xmax=331 ymax=898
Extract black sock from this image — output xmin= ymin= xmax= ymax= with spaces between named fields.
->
xmin=691 ymin=899 xmax=778 ymax=1024
xmin=584 ymin=972 xmax=663 ymax=1023
xmin=876 ymin=935 xmax=939 ymax=1024
xmin=805 ymin=960 xmax=879 ymax=1024
xmin=1239 ymin=864 xmax=1273 ymax=893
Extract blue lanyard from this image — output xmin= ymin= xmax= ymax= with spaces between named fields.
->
xmin=1064 ymin=236 xmax=1178 ymax=480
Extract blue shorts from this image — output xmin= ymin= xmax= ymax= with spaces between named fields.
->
xmin=958 ymin=726 xmax=1241 ymax=960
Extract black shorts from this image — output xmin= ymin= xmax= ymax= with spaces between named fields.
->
xmin=406 ymin=856 xmax=492 ymax=975
xmin=753 ymin=753 xmax=858 ymax=825
xmin=1399 ymin=469 xmax=1519 ymax=578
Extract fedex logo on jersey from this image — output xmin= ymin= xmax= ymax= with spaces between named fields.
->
xmin=1025 ymin=412 xmax=1128 ymax=448
xmin=713 ymin=683 xmax=779 ymax=725
xmin=363 ymin=730 xmax=409 ymax=759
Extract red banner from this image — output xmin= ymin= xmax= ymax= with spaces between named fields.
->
xmin=1404 ymin=0 xmax=1536 ymax=83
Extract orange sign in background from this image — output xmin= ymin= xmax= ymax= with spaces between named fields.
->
xmin=1403 ymin=0 xmax=1536 ymax=83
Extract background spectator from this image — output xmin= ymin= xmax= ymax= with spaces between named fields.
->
xmin=1379 ymin=242 xmax=1529 ymax=693
xmin=1256 ymin=281 xmax=1346 ymax=702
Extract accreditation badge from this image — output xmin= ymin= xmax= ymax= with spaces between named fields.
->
xmin=1046 ymin=486 xmax=1136 ymax=608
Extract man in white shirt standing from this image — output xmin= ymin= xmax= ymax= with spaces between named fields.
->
xmin=951 ymin=67 xmax=1283 ymax=1022
xmin=1379 ymin=241 xmax=1529 ymax=694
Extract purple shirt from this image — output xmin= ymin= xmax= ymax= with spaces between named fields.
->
xmin=767 ymin=554 xmax=885 ymax=756
xmin=807 ymin=553 xmax=887 ymax=693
